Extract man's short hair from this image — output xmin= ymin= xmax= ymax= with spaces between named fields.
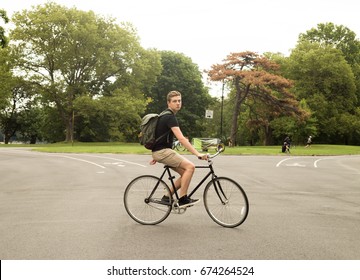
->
xmin=167 ymin=90 xmax=181 ymax=102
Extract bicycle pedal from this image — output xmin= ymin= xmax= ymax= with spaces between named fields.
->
xmin=172 ymin=206 xmax=187 ymax=214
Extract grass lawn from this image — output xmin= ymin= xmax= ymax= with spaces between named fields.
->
xmin=1 ymin=142 xmax=360 ymax=156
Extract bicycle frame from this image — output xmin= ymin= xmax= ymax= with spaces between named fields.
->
xmin=147 ymin=148 xmax=226 ymax=204
xmin=148 ymin=163 xmax=216 ymax=202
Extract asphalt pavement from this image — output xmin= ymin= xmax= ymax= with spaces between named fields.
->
xmin=1 ymin=148 xmax=360 ymax=260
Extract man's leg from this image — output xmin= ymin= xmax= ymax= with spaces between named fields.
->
xmin=155 ymin=149 xmax=195 ymax=200
xmin=171 ymin=176 xmax=182 ymax=194
xmin=172 ymin=158 xmax=195 ymax=198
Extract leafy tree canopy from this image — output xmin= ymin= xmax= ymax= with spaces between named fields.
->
xmin=208 ymin=51 xmax=308 ymax=145
xmin=287 ymin=40 xmax=357 ymax=143
xmin=9 ymin=2 xmax=161 ymax=142
xmin=147 ymin=50 xmax=212 ymax=138
xmin=299 ymin=22 xmax=360 ymax=66
xmin=0 ymin=9 xmax=9 ymax=48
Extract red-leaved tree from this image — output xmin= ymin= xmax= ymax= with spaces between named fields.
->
xmin=207 ymin=51 xmax=307 ymax=145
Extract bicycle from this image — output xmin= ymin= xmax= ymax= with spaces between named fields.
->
xmin=123 ymin=148 xmax=249 ymax=228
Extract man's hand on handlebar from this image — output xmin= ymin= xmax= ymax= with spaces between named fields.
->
xmin=197 ymin=153 xmax=209 ymax=161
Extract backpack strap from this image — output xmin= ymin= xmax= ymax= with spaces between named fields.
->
xmin=155 ymin=109 xmax=173 ymax=143
xmin=159 ymin=109 xmax=173 ymax=117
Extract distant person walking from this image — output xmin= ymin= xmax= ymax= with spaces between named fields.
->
xmin=282 ymin=136 xmax=291 ymax=153
xmin=305 ymin=136 xmax=312 ymax=148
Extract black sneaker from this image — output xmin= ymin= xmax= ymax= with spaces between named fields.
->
xmin=178 ymin=195 xmax=200 ymax=208
xmin=160 ymin=195 xmax=172 ymax=205
xmin=189 ymin=198 xmax=199 ymax=205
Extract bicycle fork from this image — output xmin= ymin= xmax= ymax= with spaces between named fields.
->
xmin=212 ymin=178 xmax=229 ymax=205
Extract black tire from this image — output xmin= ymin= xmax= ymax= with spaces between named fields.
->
xmin=124 ymin=175 xmax=172 ymax=225
xmin=203 ymin=177 xmax=249 ymax=228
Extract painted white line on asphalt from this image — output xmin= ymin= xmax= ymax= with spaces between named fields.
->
xmin=285 ymin=163 xmax=306 ymax=167
xmin=314 ymin=158 xmax=323 ymax=168
xmin=0 ymin=149 xmax=147 ymax=168
xmin=313 ymin=157 xmax=338 ymax=168
xmin=0 ymin=149 xmax=107 ymax=169
xmin=82 ymin=154 xmax=147 ymax=168
xmin=314 ymin=156 xmax=360 ymax=174
xmin=276 ymin=157 xmax=299 ymax=167
xmin=60 ymin=155 xmax=106 ymax=169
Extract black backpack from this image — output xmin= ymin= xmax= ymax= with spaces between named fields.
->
xmin=139 ymin=110 xmax=172 ymax=150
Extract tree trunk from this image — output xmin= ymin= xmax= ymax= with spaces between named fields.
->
xmin=230 ymin=101 xmax=240 ymax=146
xmin=229 ymin=81 xmax=249 ymax=146
xmin=30 ymin=135 xmax=37 ymax=144
xmin=263 ymin=125 xmax=273 ymax=145
xmin=4 ymin=128 xmax=16 ymax=144
xmin=4 ymin=134 xmax=10 ymax=144
xmin=64 ymin=112 xmax=74 ymax=142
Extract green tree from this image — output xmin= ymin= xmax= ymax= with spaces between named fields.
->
xmin=270 ymin=99 xmax=317 ymax=145
xmin=287 ymin=41 xmax=357 ymax=143
xmin=10 ymin=2 xmax=160 ymax=142
xmin=1 ymin=17 xmax=41 ymax=144
xmin=0 ymin=9 xmax=9 ymax=48
xmin=261 ymin=52 xmax=315 ymax=145
xmin=202 ymin=94 xmax=231 ymax=141
xmin=0 ymin=48 xmax=12 ymax=110
xmin=148 ymin=51 xmax=212 ymax=139
xmin=38 ymin=106 xmax=65 ymax=143
xmin=299 ymin=22 xmax=360 ymax=106
xmin=73 ymin=88 xmax=147 ymax=142
xmin=0 ymin=76 xmax=38 ymax=144
xmin=0 ymin=10 xmax=10 ymax=110
xmin=299 ymin=22 xmax=360 ymax=66
xmin=208 ymin=51 xmax=307 ymax=146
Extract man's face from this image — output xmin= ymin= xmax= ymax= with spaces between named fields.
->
xmin=168 ymin=96 xmax=182 ymax=112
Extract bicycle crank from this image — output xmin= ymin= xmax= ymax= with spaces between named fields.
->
xmin=171 ymin=202 xmax=187 ymax=214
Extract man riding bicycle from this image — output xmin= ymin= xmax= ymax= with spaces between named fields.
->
xmin=150 ymin=90 xmax=208 ymax=208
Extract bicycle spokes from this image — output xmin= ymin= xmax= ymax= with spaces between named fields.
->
xmin=204 ymin=177 xmax=249 ymax=228
xmin=124 ymin=175 xmax=172 ymax=225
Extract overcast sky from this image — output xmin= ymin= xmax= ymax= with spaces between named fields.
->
xmin=2 ymin=0 xmax=360 ymax=96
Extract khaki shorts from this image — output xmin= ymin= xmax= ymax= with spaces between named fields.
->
xmin=152 ymin=148 xmax=184 ymax=168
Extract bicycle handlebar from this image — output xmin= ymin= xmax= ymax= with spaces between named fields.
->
xmin=209 ymin=146 xmax=225 ymax=159
xmin=198 ymin=146 xmax=225 ymax=161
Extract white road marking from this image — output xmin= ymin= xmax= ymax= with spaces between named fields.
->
xmin=81 ymin=154 xmax=147 ymax=168
xmin=0 ymin=149 xmax=147 ymax=169
xmin=314 ymin=158 xmax=324 ymax=168
xmin=276 ymin=157 xmax=300 ymax=167
xmin=59 ymin=155 xmax=106 ymax=169
xmin=103 ymin=162 xmax=126 ymax=167
xmin=285 ymin=163 xmax=306 ymax=167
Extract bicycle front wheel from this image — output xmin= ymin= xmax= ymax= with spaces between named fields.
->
xmin=203 ymin=177 xmax=249 ymax=228
xmin=124 ymin=175 xmax=172 ymax=225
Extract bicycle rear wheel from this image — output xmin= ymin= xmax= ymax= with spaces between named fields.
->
xmin=203 ymin=177 xmax=249 ymax=228
xmin=124 ymin=175 xmax=172 ymax=225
